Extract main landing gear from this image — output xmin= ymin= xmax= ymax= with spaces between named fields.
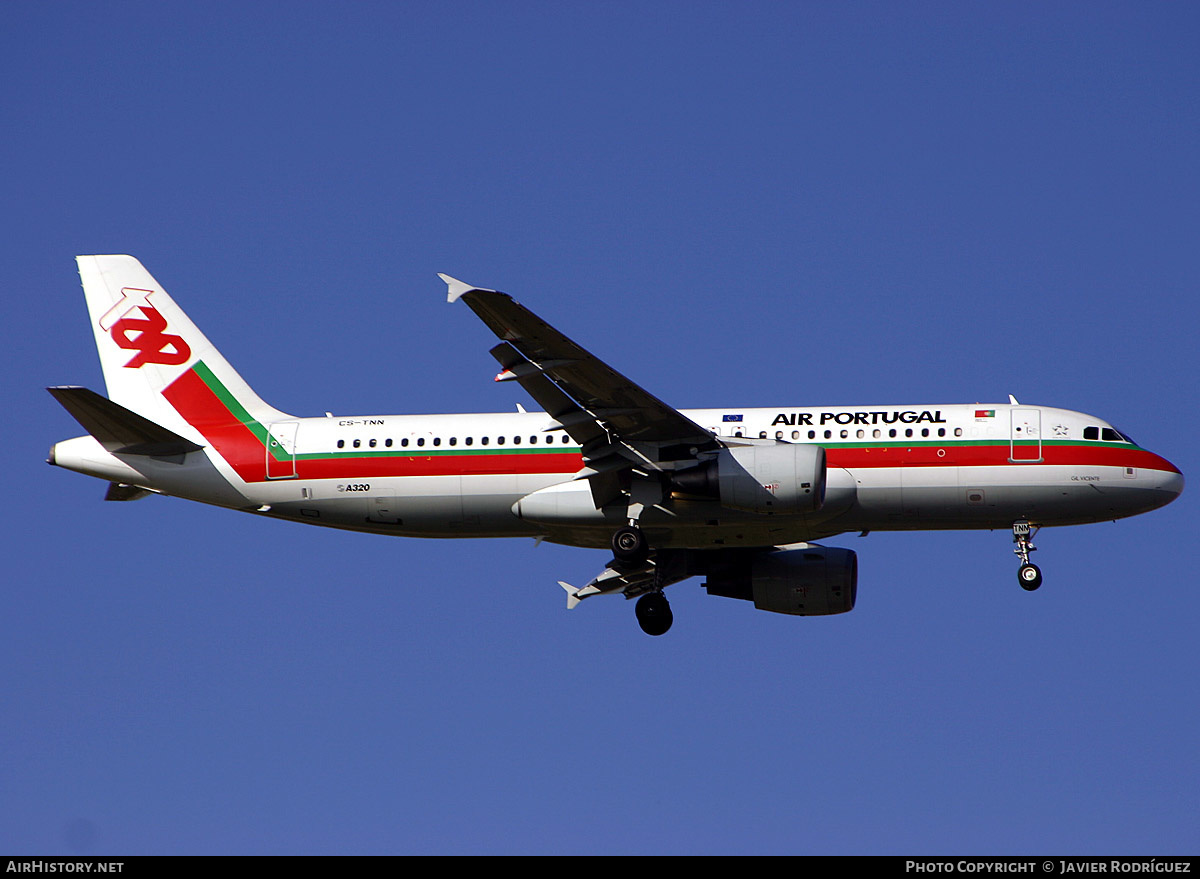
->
xmin=635 ymin=591 xmax=673 ymax=636
xmin=1012 ymin=520 xmax=1042 ymax=591
xmin=612 ymin=524 xmax=649 ymax=564
xmin=611 ymin=523 xmax=673 ymax=635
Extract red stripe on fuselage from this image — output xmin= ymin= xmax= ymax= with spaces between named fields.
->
xmin=269 ymin=443 xmax=1176 ymax=483
xmin=160 ymin=367 xmax=1178 ymax=483
xmin=161 ymin=368 xmax=590 ymax=482
xmin=293 ymin=451 xmax=585 ymax=480
xmin=198 ymin=440 xmax=1174 ymax=485
xmin=825 ymin=444 xmax=1178 ymax=473
xmin=162 ymin=368 xmax=268 ymax=482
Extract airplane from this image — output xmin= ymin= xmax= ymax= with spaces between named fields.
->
xmin=48 ymin=255 xmax=1184 ymax=635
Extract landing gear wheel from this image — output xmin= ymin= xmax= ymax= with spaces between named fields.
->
xmin=1018 ymin=563 xmax=1043 ymax=591
xmin=612 ymin=525 xmax=649 ymax=564
xmin=635 ymin=592 xmax=673 ymax=636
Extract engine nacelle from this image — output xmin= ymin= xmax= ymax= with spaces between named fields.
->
xmin=703 ymin=546 xmax=857 ymax=616
xmin=672 ymin=443 xmax=827 ymax=514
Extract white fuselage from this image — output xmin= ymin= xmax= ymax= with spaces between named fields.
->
xmin=52 ymin=401 xmax=1184 ymax=550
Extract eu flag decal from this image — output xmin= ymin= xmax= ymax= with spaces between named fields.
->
xmin=722 ymin=414 xmax=743 ymax=422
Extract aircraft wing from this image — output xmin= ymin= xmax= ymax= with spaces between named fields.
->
xmin=443 ymin=276 xmax=721 ymax=505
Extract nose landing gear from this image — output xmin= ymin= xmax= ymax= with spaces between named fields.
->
xmin=1013 ymin=520 xmax=1042 ymax=591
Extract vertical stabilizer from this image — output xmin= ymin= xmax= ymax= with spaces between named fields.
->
xmin=76 ymin=255 xmax=292 ymax=442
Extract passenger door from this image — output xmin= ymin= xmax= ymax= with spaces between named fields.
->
xmin=1010 ymin=409 xmax=1042 ymax=462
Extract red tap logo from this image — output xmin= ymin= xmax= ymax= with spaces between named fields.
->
xmin=100 ymin=288 xmax=192 ymax=369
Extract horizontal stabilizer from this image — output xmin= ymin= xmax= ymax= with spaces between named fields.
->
xmin=48 ymin=386 xmax=203 ymax=459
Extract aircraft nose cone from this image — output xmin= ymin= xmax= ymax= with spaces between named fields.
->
xmin=1159 ymin=466 xmax=1184 ymax=499
xmin=1143 ymin=454 xmax=1184 ymax=511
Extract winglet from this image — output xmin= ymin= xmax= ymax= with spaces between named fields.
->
xmin=439 ymin=273 xmax=496 ymax=303
xmin=558 ymin=581 xmax=582 ymax=610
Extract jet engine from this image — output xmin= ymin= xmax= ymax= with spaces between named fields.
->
xmin=671 ymin=443 xmax=827 ymax=514
xmin=702 ymin=545 xmax=857 ymax=616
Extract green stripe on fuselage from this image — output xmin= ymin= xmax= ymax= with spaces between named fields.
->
xmin=192 ymin=361 xmax=281 ymax=458
xmin=185 ymin=366 xmax=1140 ymax=463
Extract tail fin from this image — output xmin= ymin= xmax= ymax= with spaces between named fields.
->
xmin=76 ymin=255 xmax=291 ymax=441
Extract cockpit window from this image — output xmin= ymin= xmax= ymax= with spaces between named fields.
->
xmin=1101 ymin=428 xmax=1127 ymax=443
xmin=1083 ymin=426 xmax=1099 ymax=440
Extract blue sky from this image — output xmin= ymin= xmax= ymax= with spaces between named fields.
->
xmin=4 ymin=1 xmax=1197 ymax=854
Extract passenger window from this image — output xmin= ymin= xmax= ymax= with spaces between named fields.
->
xmin=776 ymin=431 xmax=783 ymax=440
xmin=791 ymin=431 xmax=800 ymax=440
xmin=449 ymin=437 xmax=457 ymax=446
xmin=337 ymin=439 xmax=345 ymax=449
xmin=417 ymin=438 xmax=425 ymax=447
xmin=954 ymin=428 xmax=962 ymax=437
xmin=530 ymin=436 xmax=537 ymax=444
xmin=824 ymin=430 xmax=832 ymax=439
xmin=561 ymin=435 xmax=569 ymax=443
xmin=856 ymin=429 xmax=865 ymax=439
xmin=937 ymin=428 xmax=945 ymax=437
xmin=808 ymin=430 xmax=816 ymax=440
xmin=905 ymin=429 xmax=913 ymax=438
xmin=889 ymin=429 xmax=897 ymax=438
xmin=401 ymin=438 xmax=409 ymax=447
xmin=385 ymin=438 xmax=392 ymax=447
xmin=497 ymin=436 xmax=505 ymax=445
xmin=840 ymin=429 xmax=848 ymax=439
xmin=481 ymin=437 xmax=489 ymax=445
xmin=921 ymin=429 xmax=929 ymax=438
xmin=353 ymin=439 xmax=361 ymax=448
xmin=873 ymin=429 xmax=881 ymax=439
xmin=759 ymin=431 xmax=767 ymax=439
xmin=546 ymin=435 xmax=553 ymax=444
xmin=465 ymin=437 xmax=473 ymax=446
